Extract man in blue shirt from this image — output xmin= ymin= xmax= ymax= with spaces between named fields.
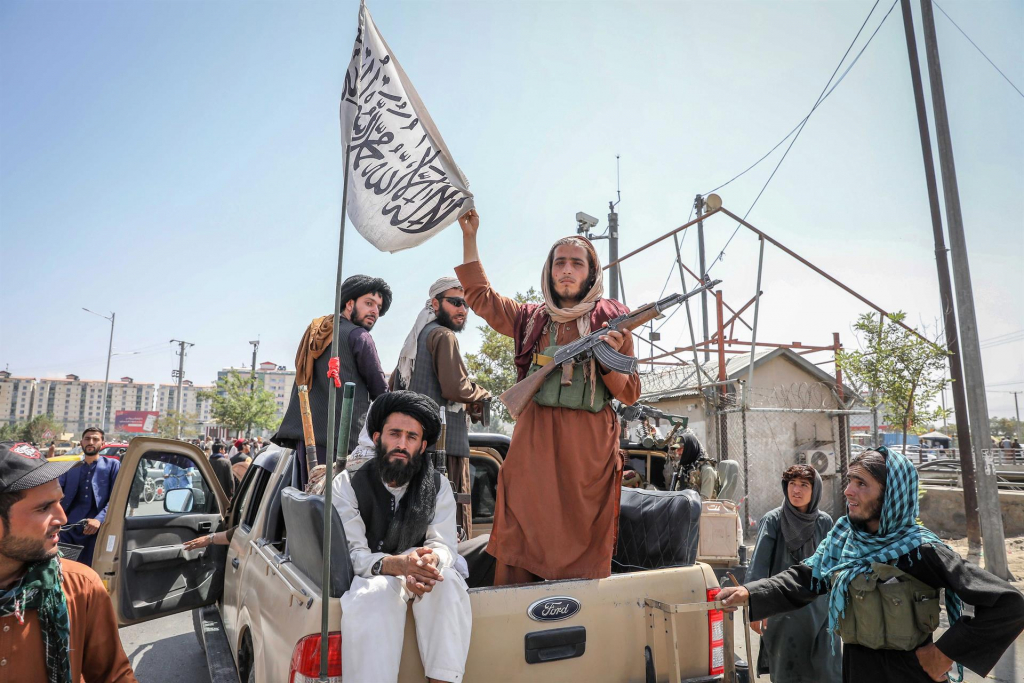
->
xmin=58 ymin=427 xmax=120 ymax=566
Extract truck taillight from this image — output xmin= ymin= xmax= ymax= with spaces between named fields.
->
xmin=706 ymin=588 xmax=725 ymax=676
xmin=289 ymin=632 xmax=342 ymax=683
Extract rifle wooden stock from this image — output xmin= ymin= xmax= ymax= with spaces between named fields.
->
xmin=297 ymin=385 xmax=318 ymax=477
xmin=497 ymin=360 xmax=560 ymax=421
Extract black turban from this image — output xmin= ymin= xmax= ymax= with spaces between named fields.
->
xmin=339 ymin=274 xmax=393 ymax=317
xmin=675 ymin=431 xmax=706 ymax=467
xmin=366 ymin=391 xmax=442 ymax=446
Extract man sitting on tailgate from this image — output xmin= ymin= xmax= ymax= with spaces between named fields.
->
xmin=332 ymin=391 xmax=471 ymax=683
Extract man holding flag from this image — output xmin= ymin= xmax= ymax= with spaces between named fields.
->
xmin=455 ymin=209 xmax=641 ymax=585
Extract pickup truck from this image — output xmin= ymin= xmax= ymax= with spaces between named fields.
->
xmin=94 ymin=435 xmax=743 ymax=683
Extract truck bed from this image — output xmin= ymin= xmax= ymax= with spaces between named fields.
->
xmin=266 ymin=557 xmax=722 ymax=683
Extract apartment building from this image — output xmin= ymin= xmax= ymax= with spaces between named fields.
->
xmin=32 ymin=375 xmax=156 ymax=435
xmin=217 ymin=361 xmax=295 ymax=420
xmin=157 ymin=380 xmax=214 ymax=424
xmin=0 ymin=371 xmax=36 ymax=427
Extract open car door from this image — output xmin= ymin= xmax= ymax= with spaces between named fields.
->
xmin=92 ymin=437 xmax=231 ymax=627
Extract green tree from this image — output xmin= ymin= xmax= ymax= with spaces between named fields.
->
xmin=837 ymin=312 xmax=949 ymax=452
xmin=465 ymin=288 xmax=542 ymax=424
xmin=20 ymin=415 xmax=65 ymax=445
xmin=990 ymin=417 xmax=1020 ymax=441
xmin=157 ymin=410 xmax=200 ymax=440
xmin=0 ymin=422 xmax=22 ymax=441
xmin=198 ymin=371 xmax=280 ymax=435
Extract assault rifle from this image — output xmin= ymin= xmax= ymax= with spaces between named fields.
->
xmin=616 ymin=401 xmax=689 ymax=428
xmin=498 ymin=275 xmax=721 ymax=420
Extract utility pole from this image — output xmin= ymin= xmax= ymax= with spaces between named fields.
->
xmin=607 ymin=154 xmax=622 ymax=302
xmin=82 ymin=308 xmax=115 ymax=434
xmin=900 ymin=0 xmax=982 ymax=562
xmin=1013 ymin=392 xmax=1021 ymax=441
xmin=170 ymin=339 xmax=194 ymax=440
xmin=695 ymin=195 xmax=709 ymax=362
xmin=248 ymin=339 xmax=260 ymax=438
xmin=607 ymin=201 xmax=620 ymax=302
xmin=920 ymin=0 xmax=1009 ymax=579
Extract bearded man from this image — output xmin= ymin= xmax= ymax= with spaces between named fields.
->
xmin=58 ymin=426 xmax=120 ymax=566
xmin=455 ymin=209 xmax=640 ymax=585
xmin=332 ymin=391 xmax=471 ymax=683
xmin=391 ymin=276 xmax=490 ymax=538
xmin=274 ymin=274 xmax=392 ymax=475
xmin=719 ymin=447 xmax=1024 ymax=683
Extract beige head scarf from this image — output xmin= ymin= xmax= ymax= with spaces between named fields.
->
xmin=540 ymin=235 xmax=604 ymax=337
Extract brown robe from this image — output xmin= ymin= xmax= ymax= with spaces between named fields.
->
xmin=455 ymin=260 xmax=641 ymax=580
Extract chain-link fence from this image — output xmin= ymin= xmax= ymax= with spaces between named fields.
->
xmin=698 ymin=382 xmax=870 ymax=540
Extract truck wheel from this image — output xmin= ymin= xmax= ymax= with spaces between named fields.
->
xmin=191 ymin=608 xmax=206 ymax=653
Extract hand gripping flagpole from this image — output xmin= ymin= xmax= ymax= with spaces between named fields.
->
xmin=320 ymin=140 xmax=352 ymax=682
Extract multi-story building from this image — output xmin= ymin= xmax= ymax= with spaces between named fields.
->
xmin=32 ymin=375 xmax=156 ymax=436
xmin=157 ymin=380 xmax=214 ymax=425
xmin=0 ymin=371 xmax=36 ymax=427
xmin=217 ymin=361 xmax=295 ymax=421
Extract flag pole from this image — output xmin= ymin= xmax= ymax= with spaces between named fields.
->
xmin=320 ymin=142 xmax=351 ymax=682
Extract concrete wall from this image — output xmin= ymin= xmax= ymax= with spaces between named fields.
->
xmin=918 ymin=486 xmax=1024 ymax=538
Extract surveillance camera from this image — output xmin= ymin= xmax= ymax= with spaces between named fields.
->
xmin=576 ymin=211 xmax=599 ymax=229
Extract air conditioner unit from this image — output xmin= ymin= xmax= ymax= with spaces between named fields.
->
xmin=796 ymin=448 xmax=836 ymax=477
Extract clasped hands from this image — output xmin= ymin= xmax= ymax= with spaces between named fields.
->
xmin=382 ymin=547 xmax=443 ymax=597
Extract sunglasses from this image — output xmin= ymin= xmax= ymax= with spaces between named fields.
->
xmin=442 ymin=296 xmax=467 ymax=308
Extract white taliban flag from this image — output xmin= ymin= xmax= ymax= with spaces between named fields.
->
xmin=339 ymin=1 xmax=474 ymax=253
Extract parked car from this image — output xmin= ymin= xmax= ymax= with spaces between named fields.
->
xmin=98 ymin=443 xmax=129 ymax=460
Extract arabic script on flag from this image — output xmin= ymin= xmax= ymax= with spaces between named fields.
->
xmin=339 ymin=2 xmax=473 ymax=253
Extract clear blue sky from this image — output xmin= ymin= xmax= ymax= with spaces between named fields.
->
xmin=2 ymin=0 xmax=1021 ymax=418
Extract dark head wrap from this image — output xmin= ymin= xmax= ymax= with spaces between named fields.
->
xmin=780 ymin=467 xmax=823 ymax=556
xmin=340 ymin=274 xmax=393 ymax=317
xmin=365 ymin=391 xmax=442 ymax=446
xmin=674 ymin=430 xmax=706 ymax=468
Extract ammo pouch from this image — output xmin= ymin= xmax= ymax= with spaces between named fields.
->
xmin=837 ymin=562 xmax=942 ymax=651
xmin=529 ymin=331 xmax=610 ymax=413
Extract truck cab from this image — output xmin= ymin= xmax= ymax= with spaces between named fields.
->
xmin=95 ymin=436 xmax=740 ymax=683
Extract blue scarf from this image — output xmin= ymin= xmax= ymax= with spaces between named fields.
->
xmin=803 ymin=447 xmax=963 ymax=681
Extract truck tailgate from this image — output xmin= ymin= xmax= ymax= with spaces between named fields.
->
xmin=397 ymin=564 xmax=720 ymax=683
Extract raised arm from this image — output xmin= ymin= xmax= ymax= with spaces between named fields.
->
xmin=455 ymin=209 xmax=523 ymax=337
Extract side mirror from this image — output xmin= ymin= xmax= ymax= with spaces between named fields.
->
xmin=164 ymin=487 xmax=206 ymax=513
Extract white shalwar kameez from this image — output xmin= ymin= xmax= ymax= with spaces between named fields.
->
xmin=333 ymin=469 xmax=472 ymax=683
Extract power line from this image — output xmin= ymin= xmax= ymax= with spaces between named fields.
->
xmin=703 ymin=1 xmax=886 ymax=196
xmin=981 ymin=329 xmax=1024 ymax=343
xmin=933 ymin=1 xmax=1024 ymax=100
xmin=707 ymin=0 xmax=899 ymax=272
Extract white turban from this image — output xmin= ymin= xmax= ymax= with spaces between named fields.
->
xmin=394 ymin=277 xmax=463 ymax=390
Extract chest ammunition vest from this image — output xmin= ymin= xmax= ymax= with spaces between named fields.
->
xmin=836 ymin=561 xmax=942 ymax=651
xmin=528 ymin=327 xmax=611 ymax=413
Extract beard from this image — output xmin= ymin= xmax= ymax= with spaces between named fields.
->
xmin=0 ymin=531 xmax=58 ymax=563
xmin=549 ymin=275 xmax=588 ymax=308
xmin=352 ymin=309 xmax=377 ymax=330
xmin=848 ymin=495 xmax=883 ymax=529
xmin=435 ymin=306 xmax=465 ymax=332
xmin=375 ymin=439 xmax=424 ymax=488
xmin=82 ymin=443 xmax=101 ymax=456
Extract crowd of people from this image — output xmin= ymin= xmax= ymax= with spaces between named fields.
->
xmin=0 ymin=208 xmax=1021 ymax=683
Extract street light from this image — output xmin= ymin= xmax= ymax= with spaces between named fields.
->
xmin=82 ymin=308 xmax=115 ymax=434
